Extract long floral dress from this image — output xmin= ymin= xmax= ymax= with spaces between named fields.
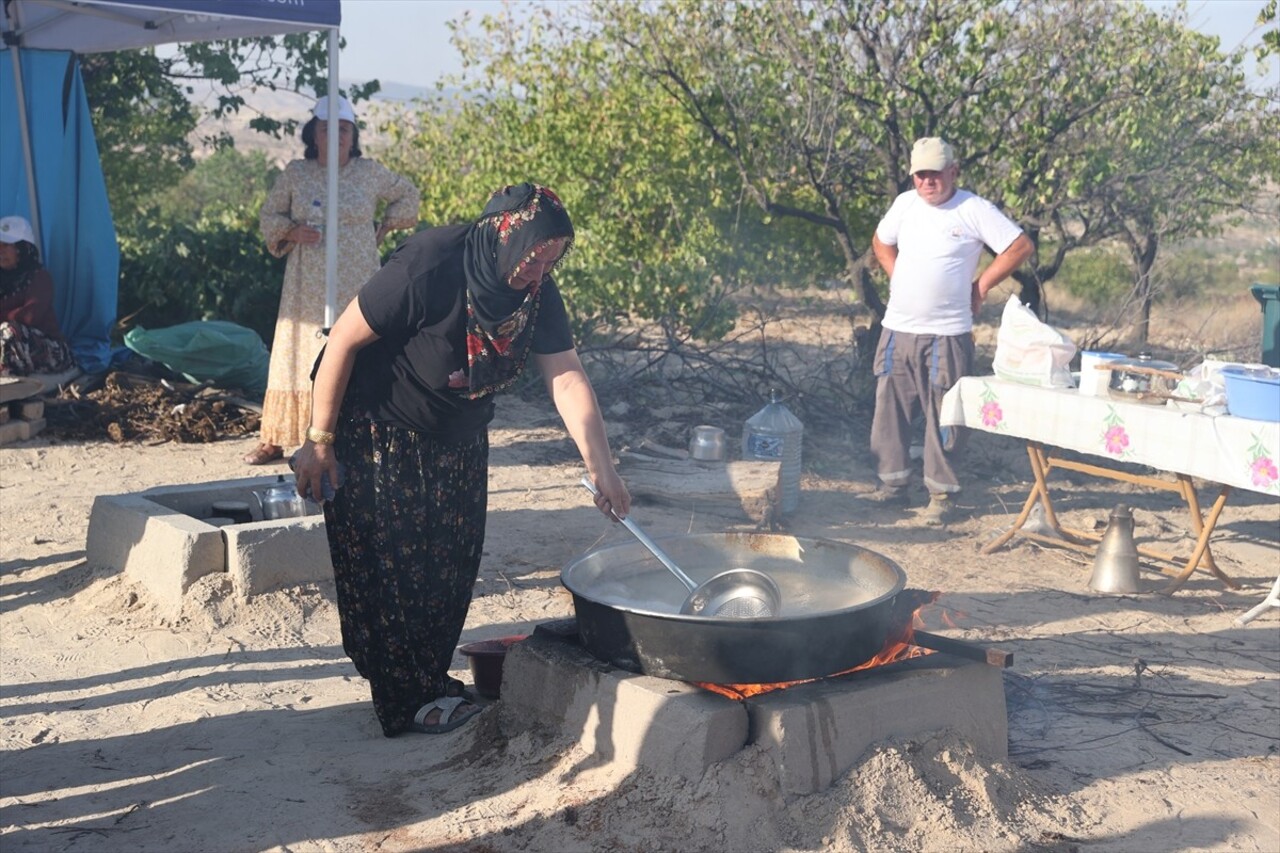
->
xmin=258 ymin=157 xmax=419 ymax=448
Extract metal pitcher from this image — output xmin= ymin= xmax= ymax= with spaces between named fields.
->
xmin=689 ymin=425 xmax=726 ymax=461
xmin=1088 ymin=504 xmax=1143 ymax=594
xmin=253 ymin=475 xmax=307 ymax=520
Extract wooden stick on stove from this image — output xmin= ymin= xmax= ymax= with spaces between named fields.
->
xmin=912 ymin=630 xmax=1013 ymax=668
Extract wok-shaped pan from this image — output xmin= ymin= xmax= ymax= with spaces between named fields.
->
xmin=579 ymin=476 xmax=781 ymax=618
xmin=561 ymin=532 xmax=907 ymax=684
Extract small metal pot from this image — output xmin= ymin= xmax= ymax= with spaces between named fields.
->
xmin=1108 ymin=354 xmax=1181 ymax=405
xmin=689 ymin=425 xmax=726 ymax=461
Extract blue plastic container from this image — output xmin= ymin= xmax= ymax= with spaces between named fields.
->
xmin=1221 ymin=366 xmax=1280 ymax=421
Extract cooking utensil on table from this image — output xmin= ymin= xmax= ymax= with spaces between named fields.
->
xmin=1102 ymin=355 xmax=1184 ymax=405
xmin=579 ymin=476 xmax=781 ymax=618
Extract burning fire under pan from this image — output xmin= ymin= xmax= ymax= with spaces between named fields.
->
xmin=562 ymin=533 xmax=927 ymax=684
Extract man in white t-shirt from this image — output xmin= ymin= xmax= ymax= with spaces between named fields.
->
xmin=867 ymin=137 xmax=1034 ymax=523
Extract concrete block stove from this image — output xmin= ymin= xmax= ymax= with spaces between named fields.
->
xmin=499 ymin=622 xmax=1010 ymax=795
xmin=85 ymin=476 xmax=331 ymax=612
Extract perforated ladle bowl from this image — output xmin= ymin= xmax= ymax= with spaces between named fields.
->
xmin=580 ymin=477 xmax=782 ymax=619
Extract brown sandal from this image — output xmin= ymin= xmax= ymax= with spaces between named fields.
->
xmin=243 ymin=444 xmax=283 ymax=465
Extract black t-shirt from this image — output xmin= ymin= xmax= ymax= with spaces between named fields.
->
xmin=349 ymin=224 xmax=574 ymax=437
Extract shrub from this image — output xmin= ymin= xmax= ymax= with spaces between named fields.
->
xmin=1054 ymin=247 xmax=1134 ymax=303
xmin=115 ymin=150 xmax=285 ymax=346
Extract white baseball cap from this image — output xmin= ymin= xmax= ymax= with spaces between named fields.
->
xmin=0 ymin=215 xmax=36 ymax=246
xmin=910 ymin=137 xmax=956 ymax=174
xmin=313 ymin=95 xmax=357 ymax=123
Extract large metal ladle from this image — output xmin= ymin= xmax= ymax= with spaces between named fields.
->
xmin=580 ymin=476 xmax=781 ymax=619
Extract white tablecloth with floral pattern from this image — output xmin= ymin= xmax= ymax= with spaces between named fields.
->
xmin=940 ymin=376 xmax=1280 ymax=496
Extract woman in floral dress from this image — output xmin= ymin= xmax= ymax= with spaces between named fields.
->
xmin=248 ymin=95 xmax=419 ymax=465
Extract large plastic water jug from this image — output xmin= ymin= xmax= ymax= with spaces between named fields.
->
xmin=742 ymin=389 xmax=803 ymax=513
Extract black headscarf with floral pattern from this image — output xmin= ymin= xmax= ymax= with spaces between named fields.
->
xmin=457 ymin=183 xmax=574 ymax=399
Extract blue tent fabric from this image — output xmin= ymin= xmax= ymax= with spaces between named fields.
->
xmin=2 ymin=1 xmax=340 ymax=375
xmin=6 ymin=1 xmax=340 ymax=52
xmin=0 ymin=49 xmax=119 ymax=373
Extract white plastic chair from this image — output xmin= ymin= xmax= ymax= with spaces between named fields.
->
xmin=1235 ymin=574 xmax=1280 ymax=626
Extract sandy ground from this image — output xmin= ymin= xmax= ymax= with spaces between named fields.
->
xmin=2 ymin=390 xmax=1279 ymax=852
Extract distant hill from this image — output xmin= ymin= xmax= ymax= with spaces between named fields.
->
xmin=186 ymin=78 xmax=434 ymax=165
xmin=367 ymin=79 xmax=436 ymax=104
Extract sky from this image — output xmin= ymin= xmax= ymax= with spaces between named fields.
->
xmin=335 ymin=0 xmax=1276 ymax=89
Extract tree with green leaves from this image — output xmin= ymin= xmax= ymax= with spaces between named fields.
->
xmin=377 ymin=4 xmax=832 ymax=341
xmin=1083 ymin=7 xmax=1280 ymax=344
xmin=82 ymin=34 xmax=374 ymax=223
xmin=978 ymin=0 xmax=1280 ymax=336
xmin=592 ymin=0 xmax=1019 ymax=317
xmin=588 ymin=0 xmax=1279 ymax=330
xmin=116 ymin=149 xmax=285 ymax=344
xmin=1260 ymin=0 xmax=1279 ymax=57
xmin=82 ymin=34 xmax=378 ymax=338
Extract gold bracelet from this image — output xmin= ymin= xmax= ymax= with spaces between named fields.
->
xmin=306 ymin=426 xmax=336 ymax=445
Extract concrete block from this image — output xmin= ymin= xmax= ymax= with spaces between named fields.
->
xmin=223 ymin=516 xmax=333 ymax=596
xmin=747 ymin=654 xmax=1008 ymax=795
xmin=15 ymin=399 xmax=44 ymax=419
xmin=500 ymin=634 xmax=749 ymax=780
xmin=86 ymin=478 xmax=332 ymax=611
xmin=0 ymin=419 xmax=28 ymax=444
xmin=85 ymin=494 xmax=226 ymax=613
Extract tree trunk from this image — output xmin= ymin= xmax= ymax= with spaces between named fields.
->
xmin=831 ymin=227 xmax=886 ymax=318
xmin=1132 ymin=231 xmax=1159 ymax=349
xmin=1011 ymin=270 xmax=1044 ymax=321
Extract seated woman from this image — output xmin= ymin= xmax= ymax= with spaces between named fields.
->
xmin=0 ymin=215 xmax=75 ymax=376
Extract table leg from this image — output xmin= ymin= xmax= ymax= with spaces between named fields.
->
xmin=981 ymin=444 xmax=1238 ymax=594
xmin=982 ymin=443 xmax=1063 ymax=554
xmin=1176 ymin=475 xmax=1223 ymax=573
xmin=1160 ymin=486 xmax=1238 ymax=594
xmin=1028 ymin=444 xmax=1068 ymax=532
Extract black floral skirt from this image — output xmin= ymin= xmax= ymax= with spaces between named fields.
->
xmin=323 ymin=415 xmax=488 ymax=737
xmin=0 ymin=321 xmax=75 ymax=376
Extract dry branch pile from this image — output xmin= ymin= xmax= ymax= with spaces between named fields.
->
xmin=46 ymin=373 xmax=261 ymax=444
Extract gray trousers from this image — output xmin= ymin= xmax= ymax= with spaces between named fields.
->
xmin=869 ymin=329 xmax=974 ymax=495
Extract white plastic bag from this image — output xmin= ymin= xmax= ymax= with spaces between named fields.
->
xmin=992 ymin=295 xmax=1077 ymax=388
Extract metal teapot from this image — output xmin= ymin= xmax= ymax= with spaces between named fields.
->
xmin=1088 ymin=504 xmax=1144 ymax=594
xmin=253 ymin=474 xmax=308 ymax=520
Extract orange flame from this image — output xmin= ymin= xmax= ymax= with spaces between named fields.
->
xmin=696 ymin=589 xmax=941 ymax=701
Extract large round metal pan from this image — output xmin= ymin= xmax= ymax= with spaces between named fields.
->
xmin=561 ymin=532 xmax=907 ymax=684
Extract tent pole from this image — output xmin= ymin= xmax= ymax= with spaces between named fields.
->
xmin=9 ymin=43 xmax=43 ymax=254
xmin=324 ymin=28 xmax=339 ymax=330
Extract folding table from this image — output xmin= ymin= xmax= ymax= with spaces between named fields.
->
xmin=940 ymin=376 xmax=1280 ymax=594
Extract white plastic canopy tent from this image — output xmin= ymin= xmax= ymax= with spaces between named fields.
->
xmin=1 ymin=0 xmax=346 ymax=371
